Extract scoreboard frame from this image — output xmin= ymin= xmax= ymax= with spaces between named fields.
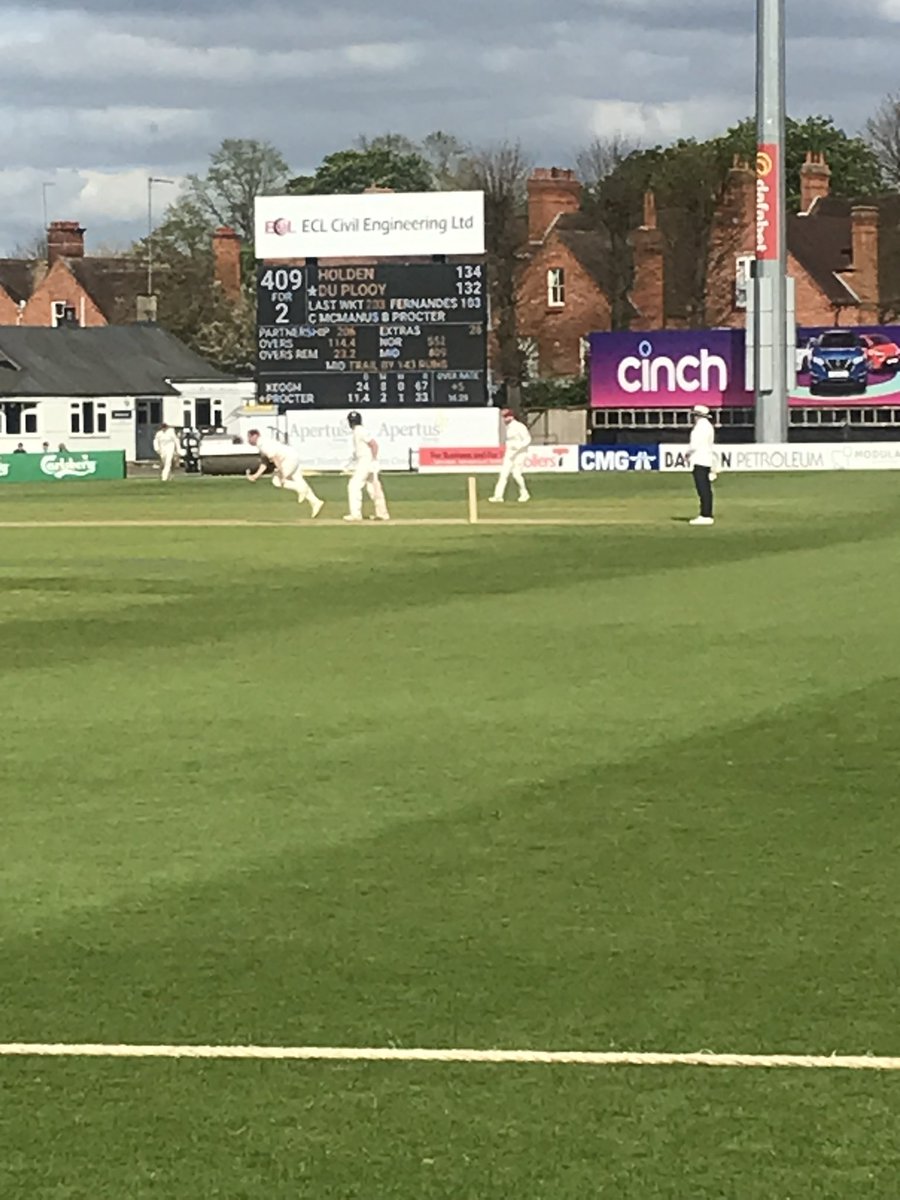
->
xmin=255 ymin=259 xmax=489 ymax=411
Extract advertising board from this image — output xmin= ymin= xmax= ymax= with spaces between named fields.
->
xmin=658 ymin=442 xmax=900 ymax=472
xmin=254 ymin=191 xmax=485 ymax=259
xmin=0 ymin=451 xmax=126 ymax=483
xmin=589 ymin=325 xmax=900 ymax=408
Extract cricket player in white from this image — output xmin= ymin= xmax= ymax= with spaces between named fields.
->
xmin=489 ymin=408 xmax=531 ymax=503
xmin=245 ymin=429 xmax=324 ymax=518
xmin=343 ymin=411 xmax=390 ymax=522
xmin=153 ymin=424 xmax=180 ymax=482
xmin=686 ymin=404 xmax=717 ymax=526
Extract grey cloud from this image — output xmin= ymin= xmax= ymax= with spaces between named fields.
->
xmin=0 ymin=0 xmax=894 ymax=251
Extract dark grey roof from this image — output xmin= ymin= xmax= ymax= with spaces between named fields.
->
xmin=0 ymin=324 xmax=233 ymax=398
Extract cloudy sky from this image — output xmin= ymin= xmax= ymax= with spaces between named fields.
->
xmin=1 ymin=0 xmax=894 ymax=253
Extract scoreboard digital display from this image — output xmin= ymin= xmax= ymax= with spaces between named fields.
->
xmin=256 ymin=261 xmax=488 ymax=409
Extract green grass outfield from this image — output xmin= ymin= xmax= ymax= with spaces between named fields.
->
xmin=1 ymin=471 xmax=899 ymax=1198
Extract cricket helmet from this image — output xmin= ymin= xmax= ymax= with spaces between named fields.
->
xmin=348 ymin=411 xmax=362 ymax=427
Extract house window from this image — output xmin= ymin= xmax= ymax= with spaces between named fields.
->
xmin=70 ymin=401 xmax=106 ymax=435
xmin=547 ymin=268 xmax=566 ymax=308
xmin=735 ymin=255 xmax=754 ymax=310
xmin=51 ymin=300 xmax=78 ymax=327
xmin=193 ymin=398 xmax=224 ymax=429
xmin=1 ymin=403 xmax=37 ymax=435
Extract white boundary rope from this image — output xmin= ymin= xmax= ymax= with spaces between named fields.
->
xmin=1 ymin=1044 xmax=899 ymax=1071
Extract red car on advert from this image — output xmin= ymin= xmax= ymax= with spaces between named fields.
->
xmin=859 ymin=333 xmax=900 ymax=371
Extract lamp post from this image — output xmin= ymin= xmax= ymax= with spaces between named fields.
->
xmin=42 ymin=182 xmax=55 ymax=232
xmin=147 ymin=176 xmax=175 ymax=298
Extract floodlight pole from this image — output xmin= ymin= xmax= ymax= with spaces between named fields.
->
xmin=753 ymin=0 xmax=790 ymax=443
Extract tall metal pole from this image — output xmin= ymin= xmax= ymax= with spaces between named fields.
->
xmin=754 ymin=0 xmax=789 ymax=443
xmin=147 ymin=177 xmax=153 ymax=298
xmin=42 ymin=182 xmax=55 ymax=232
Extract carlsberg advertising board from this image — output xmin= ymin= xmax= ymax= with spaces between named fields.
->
xmin=0 ymin=451 xmax=126 ymax=483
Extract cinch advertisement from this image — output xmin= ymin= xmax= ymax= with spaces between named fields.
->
xmin=589 ymin=326 xmax=900 ymax=408
xmin=588 ymin=330 xmax=748 ymax=409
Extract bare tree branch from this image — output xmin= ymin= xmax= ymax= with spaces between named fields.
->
xmin=866 ymin=93 xmax=900 ymax=188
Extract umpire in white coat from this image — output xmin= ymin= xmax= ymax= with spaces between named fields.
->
xmin=686 ymin=404 xmax=717 ymax=526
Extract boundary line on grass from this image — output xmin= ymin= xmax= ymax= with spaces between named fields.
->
xmin=1 ymin=1044 xmax=899 ymax=1071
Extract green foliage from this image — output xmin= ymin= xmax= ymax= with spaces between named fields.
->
xmin=716 ymin=115 xmax=884 ymax=206
xmin=159 ymin=138 xmax=290 ymax=250
xmin=523 ymin=374 xmax=587 ymax=409
xmin=290 ymin=146 xmax=435 ymax=195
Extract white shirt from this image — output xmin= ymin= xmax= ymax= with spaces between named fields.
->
xmin=153 ymin=428 xmax=179 ymax=457
xmin=256 ymin=436 xmax=298 ymax=471
xmin=688 ymin=417 xmax=715 ymax=468
xmin=351 ymin=425 xmax=376 ymax=467
xmin=504 ymin=419 xmax=531 ymax=455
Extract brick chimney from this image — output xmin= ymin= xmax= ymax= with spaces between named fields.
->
xmin=799 ymin=151 xmax=831 ymax=214
xmin=628 ymin=191 xmax=665 ymax=329
xmin=47 ymin=220 xmax=85 ymax=264
xmin=212 ymin=226 xmax=242 ymax=302
xmin=527 ymin=167 xmax=582 ymax=243
xmin=850 ymin=205 xmax=879 ymax=323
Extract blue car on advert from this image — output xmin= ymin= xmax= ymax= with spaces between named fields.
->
xmin=807 ymin=329 xmax=868 ymax=395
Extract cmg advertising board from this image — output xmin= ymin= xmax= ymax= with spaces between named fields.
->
xmin=589 ymin=326 xmax=900 ymax=408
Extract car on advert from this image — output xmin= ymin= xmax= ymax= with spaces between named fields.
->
xmin=806 ymin=329 xmax=868 ymax=395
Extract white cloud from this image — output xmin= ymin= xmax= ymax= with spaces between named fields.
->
xmin=76 ymin=168 xmax=184 ymax=221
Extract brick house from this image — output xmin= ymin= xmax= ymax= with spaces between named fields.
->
xmin=0 ymin=221 xmax=242 ymax=328
xmin=516 ymin=168 xmax=615 ymax=378
xmin=517 ymin=156 xmax=900 ymax=378
xmin=636 ymin=151 xmax=898 ymax=330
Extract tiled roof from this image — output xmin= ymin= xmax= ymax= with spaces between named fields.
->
xmin=0 ymin=325 xmax=232 ymax=397
xmin=0 ymin=259 xmax=43 ymax=304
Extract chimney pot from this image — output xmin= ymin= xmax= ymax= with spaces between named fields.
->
xmin=47 ymin=220 xmax=85 ymax=264
xmin=212 ymin=226 xmax=242 ymax=302
xmin=527 ymin=167 xmax=582 ymax=242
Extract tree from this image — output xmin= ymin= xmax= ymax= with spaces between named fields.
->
xmin=290 ymin=145 xmax=435 ymax=194
xmin=579 ymin=143 xmax=659 ymax=329
xmin=576 ymin=135 xmax=642 ymax=188
xmin=455 ymin=141 xmax=531 ymax=405
xmin=155 ymin=138 xmax=290 ymax=253
xmin=581 ymin=137 xmax=731 ymax=328
xmin=866 ymin=93 xmax=900 ymax=189
xmin=716 ymin=116 xmax=883 ymax=206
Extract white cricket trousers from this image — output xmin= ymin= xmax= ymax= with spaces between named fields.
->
xmin=277 ymin=460 xmax=321 ymax=512
xmin=492 ymin=450 xmax=529 ymax=500
xmin=160 ymin=450 xmax=176 ymax=482
xmin=348 ymin=465 xmax=389 ymax=520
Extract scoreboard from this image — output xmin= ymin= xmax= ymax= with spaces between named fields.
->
xmin=256 ymin=261 xmax=488 ymax=409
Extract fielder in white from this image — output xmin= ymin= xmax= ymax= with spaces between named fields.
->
xmin=489 ymin=408 xmax=531 ymax=503
xmin=245 ymin=429 xmax=324 ymax=518
xmin=153 ymin=424 xmax=181 ymax=482
xmin=344 ymin=411 xmax=390 ymax=522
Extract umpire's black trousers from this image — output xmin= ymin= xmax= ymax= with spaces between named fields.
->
xmin=693 ymin=465 xmax=714 ymax=518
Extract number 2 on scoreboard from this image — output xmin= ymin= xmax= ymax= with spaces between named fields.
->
xmin=274 ymin=302 xmax=289 ymax=323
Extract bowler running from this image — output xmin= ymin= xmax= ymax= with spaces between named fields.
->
xmin=245 ymin=430 xmax=324 ymax=518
